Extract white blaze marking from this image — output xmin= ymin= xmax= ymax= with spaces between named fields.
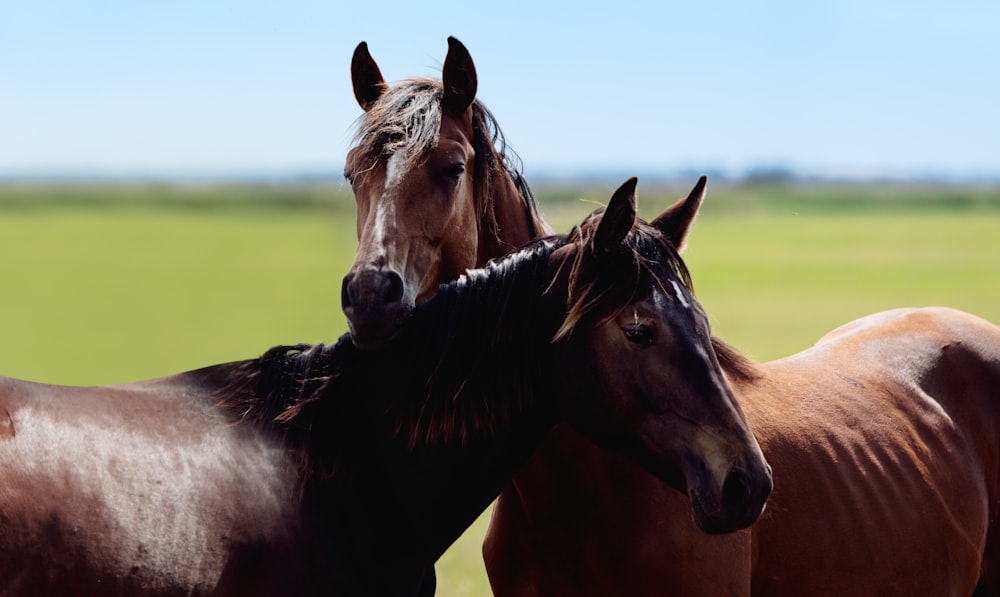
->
xmin=384 ymin=151 xmax=406 ymax=190
xmin=671 ymin=280 xmax=691 ymax=309
xmin=372 ymin=200 xmax=390 ymax=259
xmin=370 ymin=152 xmax=406 ymax=261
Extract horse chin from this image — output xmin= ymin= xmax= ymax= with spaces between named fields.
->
xmin=349 ymin=328 xmax=402 ymax=351
xmin=346 ymin=312 xmax=410 ymax=351
xmin=687 ymin=476 xmax=770 ymax=535
xmin=639 ymin=459 xmax=764 ymax=535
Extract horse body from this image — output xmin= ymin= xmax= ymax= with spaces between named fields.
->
xmin=0 ymin=374 xmax=310 ymax=596
xmin=746 ymin=306 xmax=1000 ymax=596
xmin=486 ymin=306 xmax=1000 ymax=596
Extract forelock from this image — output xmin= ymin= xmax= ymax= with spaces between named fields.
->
xmin=553 ymin=213 xmax=695 ymax=341
xmin=348 ymin=79 xmax=444 ymax=176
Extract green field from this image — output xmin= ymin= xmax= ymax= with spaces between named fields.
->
xmin=1 ymin=181 xmax=998 ymax=593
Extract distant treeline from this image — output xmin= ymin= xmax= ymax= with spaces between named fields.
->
xmin=559 ymin=181 xmax=1000 ymax=214
xmin=0 ymin=182 xmax=349 ymax=212
xmin=1 ymin=180 xmax=999 ymax=213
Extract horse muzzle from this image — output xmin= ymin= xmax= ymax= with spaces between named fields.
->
xmin=341 ymin=267 xmax=413 ymax=350
xmin=690 ymin=461 xmax=773 ymax=534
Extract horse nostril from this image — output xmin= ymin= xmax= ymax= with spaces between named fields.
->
xmin=721 ymin=468 xmax=752 ymax=508
xmin=341 ymin=273 xmax=355 ymax=310
xmin=385 ymin=270 xmax=404 ymax=304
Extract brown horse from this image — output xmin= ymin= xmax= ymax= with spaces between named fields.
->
xmin=342 ymin=36 xmax=551 ymax=350
xmin=345 ymin=39 xmax=1000 ymax=596
xmin=0 ymin=180 xmax=771 ymax=595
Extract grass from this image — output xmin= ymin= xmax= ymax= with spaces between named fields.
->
xmin=0 ymin=207 xmax=353 ymax=383
xmin=1 ymin=181 xmax=998 ymax=593
xmin=682 ymin=210 xmax=1000 ymax=360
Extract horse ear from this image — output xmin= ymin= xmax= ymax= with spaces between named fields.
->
xmin=649 ymin=175 xmax=707 ymax=251
xmin=442 ymin=36 xmax=477 ymax=113
xmin=351 ymin=41 xmax=387 ymax=112
xmin=594 ymin=177 xmax=638 ymax=255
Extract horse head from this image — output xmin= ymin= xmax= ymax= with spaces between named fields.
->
xmin=551 ymin=177 xmax=772 ymax=533
xmin=343 ymin=37 xmax=544 ymax=350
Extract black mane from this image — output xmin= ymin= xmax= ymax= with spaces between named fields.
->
xmin=213 ymin=237 xmax=565 ymax=480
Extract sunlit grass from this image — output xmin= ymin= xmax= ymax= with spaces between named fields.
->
xmin=0 ymin=208 xmax=355 ymax=383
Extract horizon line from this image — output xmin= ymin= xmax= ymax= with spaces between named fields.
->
xmin=2 ymin=165 xmax=1000 ymax=185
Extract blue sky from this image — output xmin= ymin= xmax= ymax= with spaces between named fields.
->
xmin=2 ymin=1 xmax=998 ymax=179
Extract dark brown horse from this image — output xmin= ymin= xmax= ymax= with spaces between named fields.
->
xmin=345 ymin=39 xmax=1000 ymax=596
xmin=0 ymin=180 xmax=771 ymax=595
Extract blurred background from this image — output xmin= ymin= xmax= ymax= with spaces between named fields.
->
xmin=2 ymin=1 xmax=998 ymax=594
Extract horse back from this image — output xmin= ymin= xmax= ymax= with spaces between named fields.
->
xmin=813 ymin=306 xmax=1000 ymax=464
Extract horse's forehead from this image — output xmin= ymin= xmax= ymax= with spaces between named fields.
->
xmin=619 ymin=250 xmax=697 ymax=317
xmin=351 ymin=85 xmax=444 ymax=158
xmin=438 ymin=108 xmax=474 ymax=143
xmin=668 ymin=280 xmax=692 ymax=310
xmin=352 ymin=104 xmax=472 ymax=182
xmin=384 ymin=151 xmax=410 ymax=192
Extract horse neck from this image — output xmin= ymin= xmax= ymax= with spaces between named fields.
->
xmin=371 ymin=245 xmax=565 ymax=559
xmin=402 ymin=245 xmax=563 ymax=438
xmin=476 ymin=170 xmax=553 ymax=266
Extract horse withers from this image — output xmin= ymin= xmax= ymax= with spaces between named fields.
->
xmin=0 ymin=179 xmax=771 ymax=595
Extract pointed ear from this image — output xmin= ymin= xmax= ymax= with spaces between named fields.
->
xmin=442 ymin=36 xmax=477 ymax=113
xmin=649 ymin=175 xmax=707 ymax=250
xmin=593 ymin=177 xmax=638 ymax=255
xmin=351 ymin=41 xmax=387 ymax=112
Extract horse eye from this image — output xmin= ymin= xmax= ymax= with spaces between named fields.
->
xmin=443 ymin=162 xmax=466 ymax=179
xmin=622 ymin=324 xmax=655 ymax=346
